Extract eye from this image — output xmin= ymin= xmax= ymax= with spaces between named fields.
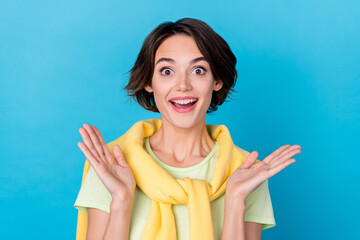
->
xmin=192 ymin=67 xmax=206 ymax=75
xmin=160 ymin=67 xmax=174 ymax=76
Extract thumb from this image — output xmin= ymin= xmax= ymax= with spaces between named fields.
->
xmin=240 ymin=151 xmax=258 ymax=169
xmin=112 ymin=145 xmax=127 ymax=167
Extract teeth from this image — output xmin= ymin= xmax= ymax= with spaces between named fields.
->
xmin=171 ymin=99 xmax=197 ymax=105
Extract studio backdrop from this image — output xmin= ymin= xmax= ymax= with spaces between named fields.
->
xmin=1 ymin=0 xmax=359 ymax=239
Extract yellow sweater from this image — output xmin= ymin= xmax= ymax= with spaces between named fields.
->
xmin=76 ymin=118 xmax=261 ymax=240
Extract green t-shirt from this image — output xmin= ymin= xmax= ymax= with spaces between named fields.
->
xmin=74 ymin=138 xmax=276 ymax=239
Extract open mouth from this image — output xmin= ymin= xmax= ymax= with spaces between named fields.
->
xmin=170 ymin=99 xmax=198 ymax=108
xmin=169 ymin=98 xmax=198 ymax=113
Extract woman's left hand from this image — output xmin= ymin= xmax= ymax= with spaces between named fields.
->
xmin=226 ymin=144 xmax=301 ymax=203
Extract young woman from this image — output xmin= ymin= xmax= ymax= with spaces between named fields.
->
xmin=74 ymin=18 xmax=301 ymax=240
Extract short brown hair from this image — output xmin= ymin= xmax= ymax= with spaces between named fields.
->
xmin=124 ymin=18 xmax=237 ymax=113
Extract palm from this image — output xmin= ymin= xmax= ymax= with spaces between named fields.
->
xmin=227 ymin=144 xmax=301 ymax=201
xmin=94 ymin=155 xmax=135 ymax=199
xmin=77 ymin=124 xmax=136 ymax=200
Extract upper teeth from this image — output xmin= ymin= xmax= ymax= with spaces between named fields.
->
xmin=171 ymin=99 xmax=197 ymax=104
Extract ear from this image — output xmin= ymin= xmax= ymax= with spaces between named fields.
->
xmin=144 ymin=84 xmax=153 ymax=93
xmin=213 ymin=80 xmax=223 ymax=91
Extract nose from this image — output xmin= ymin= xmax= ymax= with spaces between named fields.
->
xmin=176 ymin=73 xmax=192 ymax=91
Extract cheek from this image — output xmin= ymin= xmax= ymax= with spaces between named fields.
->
xmin=197 ymin=81 xmax=215 ymax=98
xmin=151 ymin=82 xmax=171 ymax=106
xmin=193 ymin=82 xmax=215 ymax=111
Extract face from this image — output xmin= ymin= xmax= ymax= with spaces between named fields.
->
xmin=144 ymin=34 xmax=223 ymax=129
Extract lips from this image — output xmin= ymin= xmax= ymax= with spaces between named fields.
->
xmin=169 ymin=97 xmax=198 ymax=113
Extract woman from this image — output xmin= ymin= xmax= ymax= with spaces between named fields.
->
xmin=74 ymin=18 xmax=301 ymax=240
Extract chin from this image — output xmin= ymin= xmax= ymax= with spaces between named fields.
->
xmin=157 ymin=101 xmax=209 ymax=129
xmin=174 ymin=118 xmax=200 ymax=129
xmin=163 ymin=112 xmax=206 ymax=130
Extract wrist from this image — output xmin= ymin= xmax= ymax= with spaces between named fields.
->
xmin=224 ymin=192 xmax=247 ymax=211
xmin=110 ymin=195 xmax=134 ymax=213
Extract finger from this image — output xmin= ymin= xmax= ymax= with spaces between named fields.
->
xmin=82 ymin=124 xmax=106 ymax=162
xmin=268 ymin=158 xmax=296 ymax=178
xmin=271 ymin=148 xmax=301 ymax=169
xmin=113 ymin=145 xmax=127 ymax=167
xmin=268 ymin=145 xmax=300 ymax=165
xmin=91 ymin=125 xmax=115 ymax=165
xmin=79 ymin=127 xmax=101 ymax=161
xmin=275 ymin=145 xmax=301 ymax=162
xmin=240 ymin=151 xmax=258 ymax=169
xmin=262 ymin=145 xmax=291 ymax=164
xmin=77 ymin=142 xmax=101 ymax=170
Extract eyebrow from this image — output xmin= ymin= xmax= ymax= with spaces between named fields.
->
xmin=155 ymin=57 xmax=206 ymax=66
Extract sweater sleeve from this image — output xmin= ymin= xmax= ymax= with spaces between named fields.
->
xmin=74 ymin=165 xmax=112 ymax=214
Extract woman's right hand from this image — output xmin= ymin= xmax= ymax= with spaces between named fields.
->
xmin=77 ymin=123 xmax=136 ymax=202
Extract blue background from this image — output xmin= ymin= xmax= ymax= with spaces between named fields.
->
xmin=1 ymin=0 xmax=359 ymax=239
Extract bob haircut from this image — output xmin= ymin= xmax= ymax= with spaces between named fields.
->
xmin=124 ymin=18 xmax=237 ymax=113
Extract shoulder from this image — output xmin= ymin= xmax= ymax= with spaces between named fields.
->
xmin=233 ymin=145 xmax=261 ymax=165
xmin=234 ymin=145 xmax=251 ymax=157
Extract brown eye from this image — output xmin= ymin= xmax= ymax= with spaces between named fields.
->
xmin=160 ymin=68 xmax=173 ymax=76
xmin=192 ymin=67 xmax=206 ymax=75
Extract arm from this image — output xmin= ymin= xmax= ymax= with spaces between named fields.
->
xmin=77 ymin=124 xmax=136 ymax=240
xmin=86 ymin=198 xmax=133 ymax=240
xmin=221 ymin=193 xmax=263 ymax=240
xmin=87 ymin=208 xmax=109 ymax=240
xmin=221 ymin=194 xmax=247 ymax=240
xmin=103 ymin=198 xmax=133 ymax=240
xmin=245 ymin=222 xmax=262 ymax=240
xmin=222 ymin=144 xmax=301 ymax=240
xmin=221 ymin=195 xmax=262 ymax=240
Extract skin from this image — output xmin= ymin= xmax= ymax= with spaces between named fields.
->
xmin=77 ymin=34 xmax=301 ymax=239
xmin=144 ymin=34 xmax=223 ymax=167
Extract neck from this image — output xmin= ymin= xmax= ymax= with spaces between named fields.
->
xmin=149 ymin=117 xmax=215 ymax=164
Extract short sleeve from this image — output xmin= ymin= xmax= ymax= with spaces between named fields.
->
xmin=74 ymin=165 xmax=112 ymax=214
xmin=244 ymin=179 xmax=276 ymax=229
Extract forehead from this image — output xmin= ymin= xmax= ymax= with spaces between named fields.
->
xmin=154 ymin=34 xmax=203 ymax=61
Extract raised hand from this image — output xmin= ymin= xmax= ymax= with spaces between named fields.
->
xmin=226 ymin=144 xmax=301 ymax=202
xmin=77 ymin=124 xmax=136 ymax=202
